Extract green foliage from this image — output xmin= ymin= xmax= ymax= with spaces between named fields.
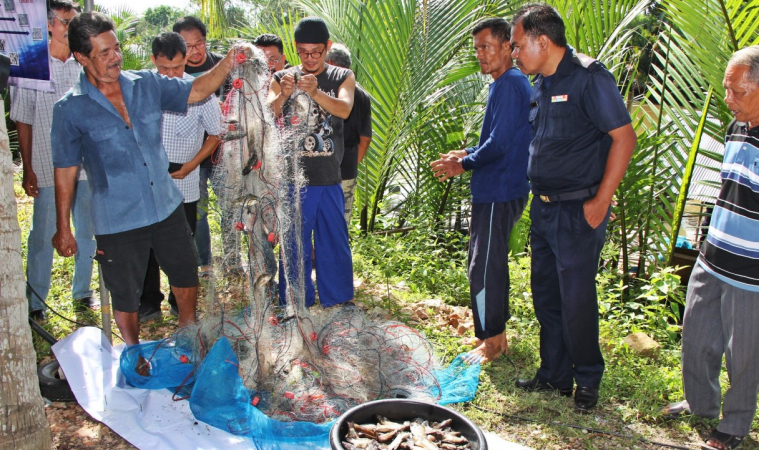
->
xmin=352 ymin=221 xmax=470 ymax=305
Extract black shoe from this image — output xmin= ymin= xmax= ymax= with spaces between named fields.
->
xmin=574 ymin=386 xmax=599 ymax=411
xmin=29 ymin=309 xmax=47 ymax=323
xmin=515 ymin=376 xmax=573 ymax=397
xmin=139 ymin=305 xmax=162 ymax=323
xmin=74 ymin=296 xmax=100 ymax=313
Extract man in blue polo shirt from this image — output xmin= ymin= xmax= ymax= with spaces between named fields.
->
xmin=430 ymin=18 xmax=531 ymax=364
xmin=510 ymin=5 xmax=636 ymax=411
xmin=51 ymin=12 xmax=248 ymax=347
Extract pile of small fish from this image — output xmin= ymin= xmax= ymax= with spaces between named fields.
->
xmin=341 ymin=415 xmax=472 ymax=450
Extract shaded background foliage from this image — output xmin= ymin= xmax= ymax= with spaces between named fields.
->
xmin=6 ymin=0 xmax=759 ymax=288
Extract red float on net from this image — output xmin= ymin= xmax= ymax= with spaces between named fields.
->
xmin=179 ymin=355 xmax=190 ymax=364
xmin=235 ymin=53 xmax=247 ymax=64
xmin=233 ymin=78 xmax=244 ymax=89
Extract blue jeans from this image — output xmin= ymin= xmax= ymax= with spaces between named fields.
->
xmin=26 ymin=181 xmax=95 ymax=311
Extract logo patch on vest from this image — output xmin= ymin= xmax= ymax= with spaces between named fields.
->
xmin=551 ymin=95 xmax=568 ymax=103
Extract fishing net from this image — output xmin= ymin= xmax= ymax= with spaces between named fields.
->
xmin=120 ymin=46 xmax=481 ymax=449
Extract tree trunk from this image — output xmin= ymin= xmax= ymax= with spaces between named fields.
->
xmin=0 ymin=100 xmax=52 ymax=449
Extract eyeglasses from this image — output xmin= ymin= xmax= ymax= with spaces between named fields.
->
xmin=297 ymin=48 xmax=325 ymax=60
xmin=186 ymin=40 xmax=206 ymax=51
xmin=267 ymin=55 xmax=283 ymax=63
xmin=53 ymin=13 xmax=72 ymax=26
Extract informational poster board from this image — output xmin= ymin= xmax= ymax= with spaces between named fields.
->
xmin=0 ymin=0 xmax=52 ymax=91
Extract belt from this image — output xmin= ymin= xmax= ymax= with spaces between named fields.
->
xmin=537 ymin=185 xmax=599 ymax=203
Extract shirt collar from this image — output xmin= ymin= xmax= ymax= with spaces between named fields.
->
xmin=72 ymin=69 xmax=142 ymax=96
xmin=555 ymin=45 xmax=576 ymax=76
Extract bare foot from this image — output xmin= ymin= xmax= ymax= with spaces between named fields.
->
xmin=136 ymin=356 xmax=151 ymax=377
xmin=463 ymin=333 xmax=508 ymax=364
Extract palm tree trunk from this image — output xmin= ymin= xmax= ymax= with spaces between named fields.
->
xmin=0 ymin=100 xmax=52 ymax=450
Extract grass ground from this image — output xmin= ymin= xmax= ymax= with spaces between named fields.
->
xmin=13 ymin=168 xmax=759 ymax=450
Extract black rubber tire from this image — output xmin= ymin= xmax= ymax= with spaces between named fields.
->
xmin=304 ymin=133 xmax=324 ymax=152
xmin=38 ymin=360 xmax=76 ymax=402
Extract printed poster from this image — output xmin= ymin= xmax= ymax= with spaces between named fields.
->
xmin=1 ymin=0 xmax=52 ymax=91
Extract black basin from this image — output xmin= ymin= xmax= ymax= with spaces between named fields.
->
xmin=329 ymin=399 xmax=487 ymax=450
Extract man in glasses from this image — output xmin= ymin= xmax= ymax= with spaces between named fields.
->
xmin=254 ymin=33 xmax=289 ymax=74
xmin=268 ymin=17 xmax=356 ymax=309
xmin=510 ymin=4 xmax=636 ymax=411
xmin=172 ymin=16 xmax=237 ymax=279
xmin=430 ymin=18 xmax=531 ymax=365
xmin=50 ymin=12 xmax=250 ymax=348
xmin=10 ymin=0 xmax=98 ymax=322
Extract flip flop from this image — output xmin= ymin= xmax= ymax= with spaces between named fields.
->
xmin=702 ymin=429 xmax=745 ymax=450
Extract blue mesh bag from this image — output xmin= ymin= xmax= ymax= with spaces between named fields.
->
xmin=120 ymin=339 xmax=195 ymax=390
xmin=433 ymin=354 xmax=481 ymax=405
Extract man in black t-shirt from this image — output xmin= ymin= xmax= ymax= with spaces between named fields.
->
xmin=325 ymin=43 xmax=372 ymax=224
xmin=172 ymin=16 xmax=238 ymax=276
xmin=268 ymin=17 xmax=356 ymax=309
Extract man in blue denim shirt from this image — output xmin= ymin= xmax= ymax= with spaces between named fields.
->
xmin=51 ymin=12 xmax=247 ymax=347
xmin=510 ymin=4 xmax=636 ymax=411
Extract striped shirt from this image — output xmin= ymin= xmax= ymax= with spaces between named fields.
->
xmin=698 ymin=120 xmax=759 ymax=291
xmin=10 ymin=55 xmax=85 ymax=187
xmin=160 ymin=72 xmax=222 ymax=202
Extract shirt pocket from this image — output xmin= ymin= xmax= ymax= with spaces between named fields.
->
xmin=546 ymin=103 xmax=576 ymax=139
xmin=173 ymin=113 xmax=199 ymax=139
xmin=88 ymin=125 xmax=120 ymax=142
xmin=139 ymin=111 xmax=163 ymax=140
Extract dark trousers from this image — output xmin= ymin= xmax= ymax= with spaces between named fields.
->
xmin=530 ymin=196 xmax=609 ymax=389
xmin=141 ymin=201 xmax=198 ymax=309
xmin=469 ymin=197 xmax=527 ymax=340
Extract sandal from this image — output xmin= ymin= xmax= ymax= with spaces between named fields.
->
xmin=702 ymin=429 xmax=745 ymax=450
xmin=661 ymin=400 xmax=691 ymax=418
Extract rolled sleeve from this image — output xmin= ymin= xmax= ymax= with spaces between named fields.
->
xmin=154 ymin=71 xmax=193 ymax=114
xmin=51 ymin=102 xmax=83 ymax=169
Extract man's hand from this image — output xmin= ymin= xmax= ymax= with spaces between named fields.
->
xmin=430 ymin=152 xmax=465 ymax=182
xmin=298 ymin=74 xmax=319 ymax=98
xmin=22 ymin=169 xmax=39 ymax=197
xmin=279 ymin=73 xmax=296 ymax=100
xmin=170 ymin=164 xmax=192 ymax=180
xmin=52 ymin=229 xmax=78 ymax=257
xmin=583 ymin=196 xmax=610 ymax=229
xmin=446 ymin=149 xmax=468 ymax=159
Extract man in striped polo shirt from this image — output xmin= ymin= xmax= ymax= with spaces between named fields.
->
xmin=676 ymin=46 xmax=759 ymax=450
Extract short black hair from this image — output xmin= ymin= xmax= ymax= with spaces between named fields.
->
xmin=254 ymin=33 xmax=284 ymax=53
xmin=512 ymin=3 xmax=567 ymax=47
xmin=151 ymin=32 xmax=186 ymax=60
xmin=48 ymin=0 xmax=81 ymax=22
xmin=68 ymin=12 xmax=114 ymax=58
xmin=472 ymin=18 xmax=511 ymax=44
xmin=172 ymin=16 xmax=207 ymax=38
